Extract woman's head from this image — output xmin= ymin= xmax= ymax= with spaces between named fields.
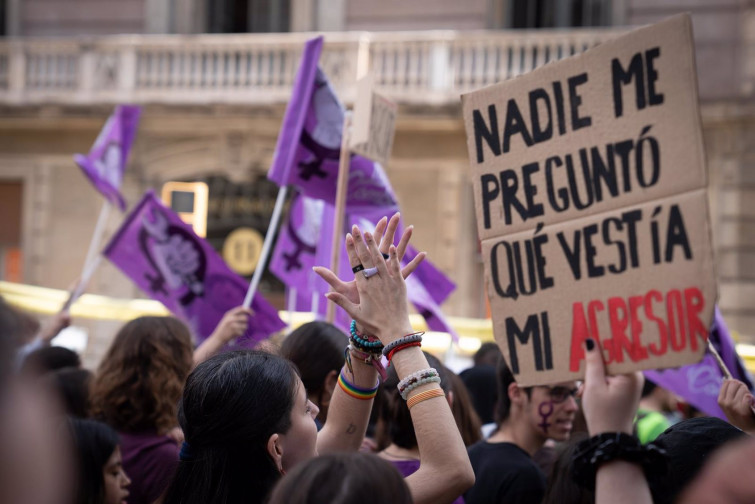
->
xmin=67 ymin=418 xmax=131 ymax=504
xmin=378 ymin=352 xmax=450 ymax=450
xmin=268 ymin=452 xmax=412 ymax=504
xmin=280 ymin=321 xmax=348 ymax=423
xmin=90 ymin=316 xmax=193 ymax=433
xmin=163 ymin=350 xmax=319 ymax=504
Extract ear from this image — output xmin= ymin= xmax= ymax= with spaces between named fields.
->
xmin=447 ymin=390 xmax=454 ymax=409
xmin=320 ymin=369 xmax=339 ymax=408
xmin=508 ymin=382 xmax=527 ymax=406
xmin=266 ymin=433 xmax=284 ymax=474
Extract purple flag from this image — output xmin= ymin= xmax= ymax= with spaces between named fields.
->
xmin=104 ymin=191 xmax=285 ymax=346
xmin=269 ymin=192 xmax=328 ymax=302
xmin=644 ymin=307 xmax=754 ymax=419
xmin=268 ymin=37 xmax=398 ymax=214
xmin=74 ymin=105 xmax=141 ymax=211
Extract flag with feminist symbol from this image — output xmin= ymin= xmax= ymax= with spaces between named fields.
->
xmin=74 ymin=105 xmax=141 ymax=211
xmin=104 ymin=191 xmax=285 ymax=346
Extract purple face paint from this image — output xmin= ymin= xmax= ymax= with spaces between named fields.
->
xmin=537 ymin=401 xmax=554 ymax=434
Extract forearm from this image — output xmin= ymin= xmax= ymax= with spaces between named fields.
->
xmin=596 ymin=461 xmax=652 ymax=504
xmin=388 ymin=328 xmax=474 ymax=504
xmin=192 ymin=335 xmax=225 ymax=367
xmin=317 ymin=356 xmax=377 ymax=454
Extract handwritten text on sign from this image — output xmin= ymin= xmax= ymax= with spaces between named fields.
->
xmin=462 ymin=14 xmax=716 ymax=386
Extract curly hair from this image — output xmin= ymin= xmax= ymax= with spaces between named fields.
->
xmin=90 ymin=316 xmax=194 ymax=433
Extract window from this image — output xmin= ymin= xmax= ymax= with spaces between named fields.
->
xmin=508 ymin=0 xmax=612 ymax=28
xmin=208 ymin=0 xmax=290 ymax=33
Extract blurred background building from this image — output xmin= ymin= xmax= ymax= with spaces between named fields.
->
xmin=0 ymin=0 xmax=753 ymax=365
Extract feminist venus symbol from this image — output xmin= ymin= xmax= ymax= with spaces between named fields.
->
xmin=538 ymin=401 xmax=554 ymax=433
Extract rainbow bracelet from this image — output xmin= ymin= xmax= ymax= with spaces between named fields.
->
xmin=338 ymin=369 xmax=379 ymax=400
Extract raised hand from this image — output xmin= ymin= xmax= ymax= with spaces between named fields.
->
xmin=321 ymin=223 xmax=424 ymax=344
xmin=313 ymin=212 xmax=425 ymax=307
xmin=718 ymin=379 xmax=755 ymax=434
xmin=582 ymin=338 xmax=644 ymax=435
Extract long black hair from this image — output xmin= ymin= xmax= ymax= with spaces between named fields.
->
xmin=67 ymin=418 xmax=120 ymax=504
xmin=162 ymin=350 xmax=299 ymax=504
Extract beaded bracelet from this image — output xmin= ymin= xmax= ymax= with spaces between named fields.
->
xmin=407 ymin=387 xmax=445 ymax=409
xmin=397 ymin=368 xmax=441 ymax=400
xmin=338 ymin=369 xmax=379 ymax=400
xmin=382 ymin=332 xmax=424 ymax=357
xmin=350 ymin=320 xmax=384 ymax=352
xmin=344 ymin=345 xmax=387 ymax=382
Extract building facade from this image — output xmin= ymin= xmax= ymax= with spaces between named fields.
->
xmin=0 ymin=0 xmax=753 ymax=365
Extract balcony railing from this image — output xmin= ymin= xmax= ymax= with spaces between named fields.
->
xmin=0 ymin=29 xmax=622 ymax=106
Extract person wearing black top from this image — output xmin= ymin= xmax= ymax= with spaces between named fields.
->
xmin=465 ymin=358 xmax=578 ymax=504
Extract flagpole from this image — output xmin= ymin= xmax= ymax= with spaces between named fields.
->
xmin=65 ymin=201 xmax=111 ymax=310
xmin=243 ymin=185 xmax=289 ymax=309
xmin=326 ymin=114 xmax=352 ymax=323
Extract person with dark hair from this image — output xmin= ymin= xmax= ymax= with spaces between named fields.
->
xmin=268 ymin=452 xmax=412 ymax=504
xmin=280 ymin=321 xmax=349 ymax=428
xmin=42 ymin=367 xmax=93 ymax=418
xmin=68 ymin=418 xmax=131 ymax=504
xmin=541 ymin=433 xmax=594 ymax=504
xmin=473 ymin=342 xmax=501 ymax=368
xmin=90 ymin=316 xmax=195 ymax=504
xmin=464 ymin=358 xmax=578 ymax=504
xmin=20 ymin=346 xmax=81 ymax=377
xmin=164 ymin=217 xmax=473 ymax=504
xmin=448 ymin=369 xmax=483 ymax=446
xmin=460 ymin=343 xmax=500 ymax=432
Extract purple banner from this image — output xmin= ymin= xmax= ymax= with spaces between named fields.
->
xmin=74 ymin=105 xmax=141 ymax=211
xmin=268 ymin=37 xmax=398 ymax=214
xmin=104 ymin=191 xmax=285 ymax=346
xmin=645 ymin=307 xmax=754 ymax=419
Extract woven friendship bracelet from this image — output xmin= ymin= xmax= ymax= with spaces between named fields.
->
xmin=382 ymin=332 xmax=424 ymax=357
xmin=387 ymin=342 xmax=422 ymax=364
xmin=344 ymin=345 xmax=387 ymax=382
xmin=338 ymin=369 xmax=379 ymax=400
xmin=397 ymin=368 xmax=440 ymax=400
xmin=407 ymin=388 xmax=445 ymax=409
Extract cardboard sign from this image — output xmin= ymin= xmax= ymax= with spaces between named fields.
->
xmin=461 ymin=14 xmax=717 ymax=386
xmin=350 ymin=74 xmax=398 ymax=165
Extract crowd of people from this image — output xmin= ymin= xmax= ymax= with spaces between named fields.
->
xmin=2 ymin=214 xmax=755 ymax=504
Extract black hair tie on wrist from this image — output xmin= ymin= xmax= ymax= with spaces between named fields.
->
xmin=571 ymin=432 xmax=667 ymax=491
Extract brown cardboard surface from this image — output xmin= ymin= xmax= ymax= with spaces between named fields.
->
xmin=350 ymin=74 xmax=398 ymax=165
xmin=461 ymin=14 xmax=717 ymax=386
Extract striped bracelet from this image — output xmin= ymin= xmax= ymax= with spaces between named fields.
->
xmin=338 ymin=369 xmax=379 ymax=400
xmin=407 ymin=388 xmax=445 ymax=409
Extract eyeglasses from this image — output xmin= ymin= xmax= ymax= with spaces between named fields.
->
xmin=539 ymin=385 xmax=579 ymax=404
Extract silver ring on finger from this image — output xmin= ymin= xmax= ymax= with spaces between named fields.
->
xmin=362 ymin=267 xmax=379 ymax=279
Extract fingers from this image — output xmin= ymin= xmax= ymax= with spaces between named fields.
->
xmin=324 ymin=291 xmax=359 ymax=319
xmin=313 ymin=266 xmax=349 ymax=293
xmin=583 ymin=338 xmax=606 ymax=386
xmin=381 ymin=213 xmax=400 ymax=254
xmin=372 ymin=216 xmax=388 ymax=249
xmin=388 ymin=245 xmax=401 ymax=277
xmin=365 ymin=231 xmax=389 ymax=277
xmin=345 ymin=233 xmax=363 ymax=270
xmin=352 ymin=226 xmax=375 ymax=269
xmin=396 ymin=225 xmax=413 ymax=262
xmin=400 ymin=251 xmax=426 ymax=279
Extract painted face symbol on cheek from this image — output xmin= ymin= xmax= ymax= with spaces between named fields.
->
xmin=538 ymin=401 xmax=554 ymax=434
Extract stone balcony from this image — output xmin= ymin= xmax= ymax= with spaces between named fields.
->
xmin=0 ymin=28 xmax=622 ymax=107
